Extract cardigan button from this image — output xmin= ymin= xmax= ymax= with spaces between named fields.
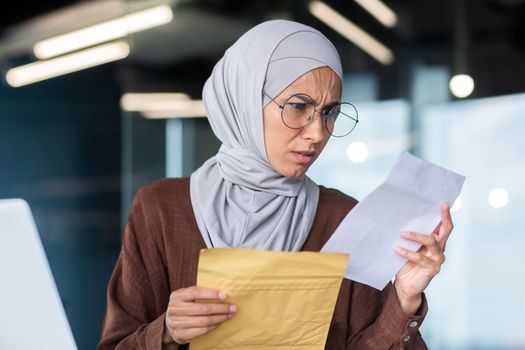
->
xmin=403 ymin=335 xmax=411 ymax=342
xmin=409 ymin=321 xmax=418 ymax=328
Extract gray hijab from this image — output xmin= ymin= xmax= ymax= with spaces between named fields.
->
xmin=190 ymin=20 xmax=343 ymax=251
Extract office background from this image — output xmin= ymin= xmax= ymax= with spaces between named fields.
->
xmin=0 ymin=0 xmax=524 ymax=349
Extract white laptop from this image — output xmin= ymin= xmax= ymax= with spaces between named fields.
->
xmin=0 ymin=199 xmax=77 ymax=350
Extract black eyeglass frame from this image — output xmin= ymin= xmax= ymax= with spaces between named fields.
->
xmin=264 ymin=92 xmax=359 ymax=138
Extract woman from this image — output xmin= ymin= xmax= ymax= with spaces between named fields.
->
xmin=98 ymin=20 xmax=452 ymax=349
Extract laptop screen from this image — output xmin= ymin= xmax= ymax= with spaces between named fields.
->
xmin=0 ymin=199 xmax=77 ymax=350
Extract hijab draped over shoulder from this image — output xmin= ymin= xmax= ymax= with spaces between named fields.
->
xmin=190 ymin=20 xmax=343 ymax=251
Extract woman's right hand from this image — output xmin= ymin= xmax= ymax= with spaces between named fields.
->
xmin=163 ymin=286 xmax=237 ymax=345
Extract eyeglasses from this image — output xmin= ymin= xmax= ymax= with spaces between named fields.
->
xmin=264 ymin=92 xmax=359 ymax=138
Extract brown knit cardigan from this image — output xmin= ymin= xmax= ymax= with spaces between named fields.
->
xmin=98 ymin=177 xmax=428 ymax=349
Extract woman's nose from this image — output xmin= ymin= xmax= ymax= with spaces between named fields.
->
xmin=302 ymin=111 xmax=326 ymax=142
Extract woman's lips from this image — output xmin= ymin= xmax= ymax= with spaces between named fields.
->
xmin=291 ymin=150 xmax=316 ymax=164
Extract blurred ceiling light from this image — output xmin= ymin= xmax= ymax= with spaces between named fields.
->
xmin=309 ymin=1 xmax=394 ymax=65
xmin=121 ymin=93 xmax=191 ymax=111
xmin=120 ymin=93 xmax=206 ymax=118
xmin=141 ymin=101 xmax=206 ymax=118
xmin=353 ymin=0 xmax=398 ymax=28
xmin=488 ymin=188 xmax=509 ymax=209
xmin=449 ymin=74 xmax=474 ymax=98
xmin=5 ymin=41 xmax=130 ymax=87
xmin=34 ymin=5 xmax=173 ymax=59
xmin=450 ymin=196 xmax=462 ymax=213
xmin=345 ymin=141 xmax=369 ymax=163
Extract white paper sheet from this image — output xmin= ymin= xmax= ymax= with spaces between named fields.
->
xmin=321 ymin=151 xmax=466 ymax=290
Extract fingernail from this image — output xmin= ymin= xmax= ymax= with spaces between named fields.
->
xmin=218 ymin=292 xmax=227 ymax=300
xmin=229 ymin=304 xmax=237 ymax=313
xmin=395 ymin=246 xmax=404 ymax=254
xmin=401 ymin=231 xmax=409 ymax=238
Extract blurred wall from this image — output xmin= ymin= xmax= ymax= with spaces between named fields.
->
xmin=0 ymin=63 xmax=122 ymax=350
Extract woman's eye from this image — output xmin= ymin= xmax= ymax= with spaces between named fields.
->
xmin=326 ymin=105 xmax=340 ymax=118
xmin=287 ymin=102 xmax=307 ymax=111
xmin=320 ymin=107 xmax=334 ymax=118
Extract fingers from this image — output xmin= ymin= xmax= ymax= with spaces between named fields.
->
xmin=437 ymin=203 xmax=454 ymax=247
xmin=395 ymin=246 xmax=443 ymax=275
xmin=168 ymin=314 xmax=233 ymax=330
xmin=397 ymin=230 xmax=445 ymax=278
xmin=169 ymin=301 xmax=236 ymax=317
xmin=441 ymin=202 xmax=452 ymax=225
xmin=401 ymin=231 xmax=442 ymax=256
xmin=175 ymin=286 xmax=227 ymax=302
xmin=394 ymin=204 xmax=454 ymax=299
xmin=399 ymin=231 xmax=445 ymax=265
xmin=168 ymin=286 xmax=236 ymax=317
xmin=405 ymin=202 xmax=455 ymax=251
xmin=165 ymin=286 xmax=236 ymax=344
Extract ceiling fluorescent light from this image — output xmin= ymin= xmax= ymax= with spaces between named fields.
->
xmin=120 ymin=93 xmax=206 ymax=118
xmin=309 ymin=1 xmax=394 ymax=65
xmin=121 ymin=93 xmax=191 ymax=112
xmin=6 ymin=41 xmax=130 ymax=87
xmin=34 ymin=5 xmax=173 ymax=59
xmin=141 ymin=101 xmax=206 ymax=119
xmin=353 ymin=0 xmax=398 ymax=28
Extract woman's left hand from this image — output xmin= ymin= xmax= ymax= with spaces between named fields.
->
xmin=393 ymin=203 xmax=454 ymax=314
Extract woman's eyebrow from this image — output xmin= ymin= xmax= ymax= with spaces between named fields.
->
xmin=318 ymin=100 xmax=340 ymax=111
xmin=285 ymin=93 xmax=339 ymax=106
xmin=308 ymin=95 xmax=340 ymax=106
xmin=287 ymin=92 xmax=308 ymax=98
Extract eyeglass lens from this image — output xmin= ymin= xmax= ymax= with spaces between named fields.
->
xmin=281 ymin=94 xmax=358 ymax=137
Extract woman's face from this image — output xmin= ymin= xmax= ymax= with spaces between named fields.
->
xmin=263 ymin=66 xmax=341 ymax=178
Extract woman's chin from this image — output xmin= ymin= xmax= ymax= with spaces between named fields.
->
xmin=278 ymin=166 xmax=309 ymax=179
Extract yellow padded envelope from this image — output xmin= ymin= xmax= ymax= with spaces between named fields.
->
xmin=190 ymin=248 xmax=350 ymax=350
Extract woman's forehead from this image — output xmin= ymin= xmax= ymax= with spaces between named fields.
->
xmin=283 ymin=68 xmax=341 ymax=100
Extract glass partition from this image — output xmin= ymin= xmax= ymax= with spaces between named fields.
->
xmin=420 ymin=93 xmax=525 ymax=349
